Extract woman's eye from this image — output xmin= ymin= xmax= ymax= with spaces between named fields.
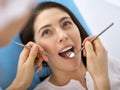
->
xmin=41 ymin=29 xmax=51 ymax=37
xmin=63 ymin=21 xmax=72 ymax=28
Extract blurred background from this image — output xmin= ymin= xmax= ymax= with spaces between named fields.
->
xmin=74 ymin=0 xmax=120 ymax=58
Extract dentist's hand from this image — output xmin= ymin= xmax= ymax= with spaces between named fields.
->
xmin=7 ymin=42 xmax=48 ymax=90
xmin=83 ymin=36 xmax=110 ymax=90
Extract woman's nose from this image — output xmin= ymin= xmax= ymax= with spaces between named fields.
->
xmin=57 ymin=30 xmax=69 ymax=43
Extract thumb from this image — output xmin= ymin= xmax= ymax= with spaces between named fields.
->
xmin=85 ymin=41 xmax=95 ymax=58
xmin=27 ymin=45 xmax=39 ymax=65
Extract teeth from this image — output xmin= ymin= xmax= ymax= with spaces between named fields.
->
xmin=60 ymin=46 xmax=72 ymax=53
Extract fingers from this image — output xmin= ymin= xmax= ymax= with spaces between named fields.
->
xmin=35 ymin=64 xmax=43 ymax=73
xmin=18 ymin=42 xmax=31 ymax=67
xmin=92 ymin=37 xmax=106 ymax=55
xmin=18 ymin=41 xmax=48 ymax=72
xmin=82 ymin=36 xmax=95 ymax=57
xmin=83 ymin=36 xmax=108 ymax=85
xmin=34 ymin=55 xmax=43 ymax=72
xmin=27 ymin=45 xmax=39 ymax=65
xmin=82 ymin=36 xmax=95 ymax=46
xmin=84 ymin=41 xmax=96 ymax=59
xmin=82 ymin=36 xmax=106 ymax=56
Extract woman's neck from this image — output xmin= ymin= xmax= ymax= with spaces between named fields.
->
xmin=49 ymin=62 xmax=87 ymax=88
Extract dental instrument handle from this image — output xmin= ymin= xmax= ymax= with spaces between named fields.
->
xmin=13 ymin=42 xmax=48 ymax=55
xmin=75 ymin=23 xmax=114 ymax=56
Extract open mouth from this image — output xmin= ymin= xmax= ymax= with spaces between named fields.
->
xmin=58 ymin=46 xmax=74 ymax=59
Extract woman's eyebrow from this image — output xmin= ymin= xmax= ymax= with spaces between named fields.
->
xmin=38 ymin=17 xmax=71 ymax=32
xmin=39 ymin=24 xmax=51 ymax=32
xmin=59 ymin=16 xmax=71 ymax=23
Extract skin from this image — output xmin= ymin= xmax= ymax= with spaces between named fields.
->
xmin=7 ymin=8 xmax=110 ymax=90
xmin=83 ymin=36 xmax=109 ymax=90
xmin=34 ymin=8 xmax=82 ymax=71
xmin=0 ymin=0 xmax=35 ymax=46
xmin=0 ymin=12 xmax=31 ymax=46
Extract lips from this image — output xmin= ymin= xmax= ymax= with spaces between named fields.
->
xmin=58 ymin=45 xmax=74 ymax=59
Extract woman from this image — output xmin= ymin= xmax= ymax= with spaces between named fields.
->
xmin=20 ymin=1 xmax=110 ymax=90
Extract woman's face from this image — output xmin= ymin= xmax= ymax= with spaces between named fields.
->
xmin=34 ymin=8 xmax=82 ymax=72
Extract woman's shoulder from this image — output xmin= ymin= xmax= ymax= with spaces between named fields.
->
xmin=107 ymin=54 xmax=120 ymax=90
xmin=34 ymin=76 xmax=50 ymax=90
xmin=108 ymin=53 xmax=120 ymax=74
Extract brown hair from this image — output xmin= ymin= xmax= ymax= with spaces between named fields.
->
xmin=20 ymin=1 xmax=88 ymax=66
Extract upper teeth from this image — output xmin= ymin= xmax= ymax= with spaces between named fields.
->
xmin=60 ymin=46 xmax=72 ymax=53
